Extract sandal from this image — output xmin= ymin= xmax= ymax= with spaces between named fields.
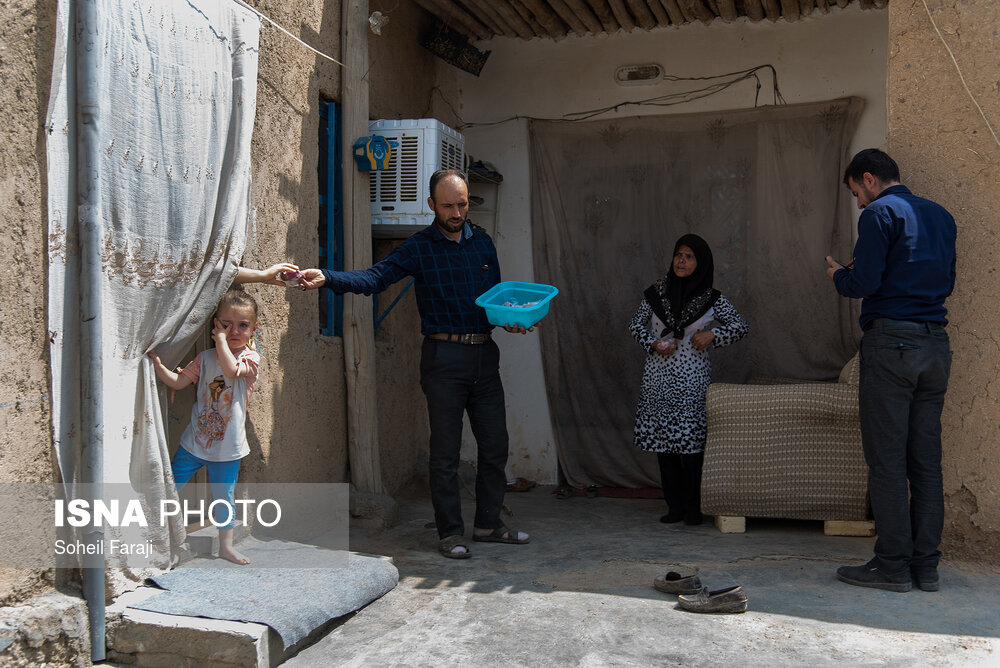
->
xmin=473 ymin=526 xmax=530 ymax=544
xmin=438 ymin=535 xmax=471 ymax=559
xmin=506 ymin=477 xmax=537 ymax=493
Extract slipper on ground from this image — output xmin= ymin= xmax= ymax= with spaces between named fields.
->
xmin=472 ymin=526 xmax=530 ymax=544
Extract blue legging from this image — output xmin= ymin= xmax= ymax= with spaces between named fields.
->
xmin=171 ymin=447 xmax=242 ymax=529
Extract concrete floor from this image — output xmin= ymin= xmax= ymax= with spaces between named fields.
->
xmin=286 ymin=485 xmax=999 ymax=667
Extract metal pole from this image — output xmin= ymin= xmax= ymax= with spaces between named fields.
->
xmin=73 ymin=0 xmax=106 ymax=661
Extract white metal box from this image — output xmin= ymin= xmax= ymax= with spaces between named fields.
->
xmin=368 ymin=119 xmax=465 ymax=236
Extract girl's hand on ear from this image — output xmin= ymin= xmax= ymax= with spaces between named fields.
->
xmin=212 ymin=318 xmax=231 ymax=342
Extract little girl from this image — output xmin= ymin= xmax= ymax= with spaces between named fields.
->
xmin=149 ymin=288 xmax=262 ymax=565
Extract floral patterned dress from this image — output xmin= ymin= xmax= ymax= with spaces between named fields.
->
xmin=629 ymin=295 xmax=748 ymax=454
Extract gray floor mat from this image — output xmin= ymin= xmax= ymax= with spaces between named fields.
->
xmin=130 ymin=547 xmax=398 ymax=649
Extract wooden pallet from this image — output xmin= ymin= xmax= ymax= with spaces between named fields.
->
xmin=713 ymin=515 xmax=875 ymax=536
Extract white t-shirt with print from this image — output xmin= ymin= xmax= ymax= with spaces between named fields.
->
xmin=178 ymin=346 xmax=260 ymax=462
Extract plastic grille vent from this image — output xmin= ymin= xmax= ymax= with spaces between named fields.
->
xmin=378 ymin=148 xmax=399 ymax=203
xmin=441 ymin=139 xmax=461 ymax=170
xmin=399 ymin=136 xmax=419 ymax=202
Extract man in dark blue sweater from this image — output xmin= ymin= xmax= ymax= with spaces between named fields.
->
xmin=826 ymin=149 xmax=956 ymax=593
xmin=300 ymin=169 xmax=530 ymax=559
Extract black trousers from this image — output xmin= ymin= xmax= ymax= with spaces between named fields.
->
xmin=656 ymin=451 xmax=704 ymax=517
xmin=859 ymin=319 xmax=951 ymax=575
xmin=420 ymin=337 xmax=509 ymax=539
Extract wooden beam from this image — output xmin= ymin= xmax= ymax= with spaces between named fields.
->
xmin=547 ymin=0 xmax=592 ymax=34
xmin=643 ymin=0 xmax=669 ymax=25
xmin=488 ymin=0 xmax=538 ymax=39
xmin=658 ymin=0 xmax=687 ymax=24
xmin=440 ymin=0 xmax=496 ymax=37
xmin=469 ymin=0 xmax=519 ymax=37
xmin=824 ymin=520 xmax=876 ymax=537
xmin=411 ymin=0 xmax=470 ymax=37
xmin=816 ymin=0 xmax=829 ymax=13
xmin=859 ymin=0 xmax=876 ymax=8
xmin=717 ymin=0 xmax=737 ymax=21
xmin=458 ymin=0 xmax=506 ymax=36
xmin=564 ymin=0 xmax=606 ymax=33
xmin=799 ymin=0 xmax=814 ymax=16
xmin=675 ymin=0 xmax=695 ymax=22
xmin=705 ymin=0 xmax=720 ymax=17
xmin=762 ymin=0 xmax=781 ymax=20
xmin=517 ymin=0 xmax=569 ymax=38
xmin=743 ymin=0 xmax=766 ymax=21
xmin=509 ymin=0 xmax=550 ymax=37
xmin=411 ymin=0 xmax=491 ymax=39
xmin=835 ymin=0 xmax=849 ymax=7
xmin=715 ymin=516 xmax=746 ymax=533
xmin=873 ymin=0 xmax=888 ymax=7
xmin=627 ymin=0 xmax=658 ymax=29
xmin=678 ymin=0 xmax=715 ymax=23
xmin=609 ymin=0 xmax=637 ymax=30
xmin=779 ymin=0 xmax=800 ymax=21
xmin=340 ymin=0 xmax=383 ymax=495
xmin=585 ymin=0 xmax=622 ymax=32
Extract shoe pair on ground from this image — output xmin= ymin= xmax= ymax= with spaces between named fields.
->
xmin=438 ymin=525 xmax=530 ymax=559
xmin=836 ymin=559 xmax=939 ymax=592
xmin=653 ymin=566 xmax=748 ymax=614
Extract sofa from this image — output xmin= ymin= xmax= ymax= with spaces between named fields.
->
xmin=700 ymin=355 xmax=871 ymax=532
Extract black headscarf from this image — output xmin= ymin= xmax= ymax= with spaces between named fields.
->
xmin=643 ymin=233 xmax=720 ymax=340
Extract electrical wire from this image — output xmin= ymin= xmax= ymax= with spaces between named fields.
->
xmin=920 ymin=0 xmax=999 ymax=149
xmin=461 ymin=65 xmax=785 ymax=129
xmin=230 ymin=0 xmax=345 ymax=68
xmin=423 ymin=86 xmax=463 ymax=121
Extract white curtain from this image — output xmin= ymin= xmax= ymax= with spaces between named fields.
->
xmin=46 ymin=0 xmax=260 ymax=592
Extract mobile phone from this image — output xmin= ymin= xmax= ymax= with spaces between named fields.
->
xmin=833 ymin=258 xmax=854 ymax=271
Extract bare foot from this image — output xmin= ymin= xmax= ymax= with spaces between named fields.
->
xmin=217 ymin=527 xmax=248 ymax=564
xmin=219 ymin=547 xmax=250 ymax=565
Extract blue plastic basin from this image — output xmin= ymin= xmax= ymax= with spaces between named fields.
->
xmin=475 ymin=281 xmax=559 ymax=329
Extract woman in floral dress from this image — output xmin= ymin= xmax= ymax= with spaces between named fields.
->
xmin=629 ymin=234 xmax=748 ymax=525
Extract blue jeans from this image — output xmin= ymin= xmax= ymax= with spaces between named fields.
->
xmin=171 ymin=447 xmax=242 ymax=529
xmin=859 ymin=319 xmax=951 ymax=575
xmin=420 ymin=337 xmax=509 ymax=539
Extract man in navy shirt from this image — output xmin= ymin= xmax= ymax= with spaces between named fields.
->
xmin=300 ymin=169 xmax=530 ymax=559
xmin=826 ymin=149 xmax=956 ymax=592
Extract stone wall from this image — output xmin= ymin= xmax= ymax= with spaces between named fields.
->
xmin=0 ymin=0 xmax=58 ymax=608
xmin=888 ymin=0 xmax=1000 ymax=568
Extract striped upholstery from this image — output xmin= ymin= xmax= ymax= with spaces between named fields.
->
xmin=701 ymin=355 xmax=869 ymax=521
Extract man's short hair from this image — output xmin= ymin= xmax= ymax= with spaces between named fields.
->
xmin=843 ymin=148 xmax=900 ymax=186
xmin=429 ymin=169 xmax=469 ymax=202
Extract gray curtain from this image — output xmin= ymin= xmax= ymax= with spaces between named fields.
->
xmin=529 ymin=98 xmax=863 ymax=489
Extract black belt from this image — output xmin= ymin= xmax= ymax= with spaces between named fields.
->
xmin=863 ymin=318 xmax=946 ymax=332
xmin=426 ymin=332 xmax=491 ymax=344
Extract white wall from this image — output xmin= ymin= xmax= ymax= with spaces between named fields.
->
xmin=457 ymin=6 xmax=888 ymax=485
